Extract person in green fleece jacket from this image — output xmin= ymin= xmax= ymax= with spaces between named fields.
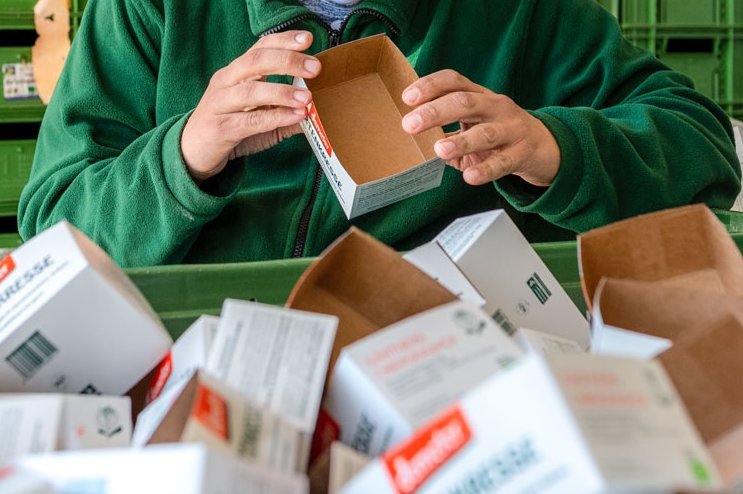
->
xmin=18 ymin=0 xmax=741 ymax=267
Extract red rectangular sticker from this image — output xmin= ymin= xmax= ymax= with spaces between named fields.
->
xmin=383 ymin=407 xmax=472 ymax=494
xmin=146 ymin=352 xmax=173 ymax=404
xmin=0 ymin=255 xmax=15 ymax=284
xmin=308 ymin=101 xmax=333 ymax=156
xmin=193 ymin=383 xmax=229 ymax=440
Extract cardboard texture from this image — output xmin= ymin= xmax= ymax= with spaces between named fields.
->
xmin=309 ymin=442 xmax=370 ymax=494
xmin=294 ymin=35 xmax=445 ymax=219
xmin=0 ymin=394 xmax=131 ymax=467
xmin=15 ymin=444 xmax=309 ymax=494
xmin=205 ymin=300 xmax=337 ymax=435
xmin=579 ymin=204 xmax=743 ymax=308
xmin=324 ymin=301 xmax=522 ymax=457
xmin=512 ymin=328 xmax=584 ymax=356
xmin=147 ymin=315 xmax=220 ymax=404
xmin=32 ymin=0 xmax=71 ymax=104
xmin=435 ymin=210 xmax=591 ymax=348
xmin=132 ymin=371 xmax=308 ymax=474
xmin=0 ymin=221 xmax=172 ymax=395
xmin=286 ymin=227 xmax=456 ymax=379
xmin=342 ymin=354 xmax=719 ymax=494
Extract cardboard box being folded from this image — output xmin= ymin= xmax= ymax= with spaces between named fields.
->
xmin=293 ymin=35 xmax=446 ymax=219
xmin=0 ymin=221 xmax=172 ymax=394
xmin=132 ymin=370 xmax=309 ymax=474
xmin=14 ymin=444 xmax=308 ymax=494
xmin=0 ymin=394 xmax=131 ymax=467
xmin=341 ymin=353 xmax=719 ymax=494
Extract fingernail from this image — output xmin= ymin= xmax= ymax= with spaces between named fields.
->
xmin=293 ymin=90 xmax=311 ymax=104
xmin=435 ymin=141 xmax=456 ymax=157
xmin=404 ymin=113 xmax=423 ymax=132
xmin=296 ymin=32 xmax=310 ymax=44
xmin=403 ymin=87 xmax=420 ymax=105
xmin=293 ymin=108 xmax=307 ymax=116
xmin=304 ymin=59 xmax=321 ymax=75
xmin=464 ymin=168 xmax=483 ymax=183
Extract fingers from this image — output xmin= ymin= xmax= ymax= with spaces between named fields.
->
xmin=461 ymin=153 xmax=517 ymax=186
xmin=402 ymin=91 xmax=496 ymax=134
xmin=434 ymin=123 xmax=510 ymax=160
xmin=216 ymin=48 xmax=321 ymax=86
xmin=213 ymin=80 xmax=312 ymax=114
xmin=253 ymin=30 xmax=313 ymax=51
xmin=216 ymin=107 xmax=308 ymax=145
xmin=402 ymin=69 xmax=483 ymax=106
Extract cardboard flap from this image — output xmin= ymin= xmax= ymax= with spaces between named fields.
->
xmin=594 ymin=278 xmax=743 ymax=342
xmin=579 ymin=205 xmax=743 ymax=308
xmin=147 ymin=374 xmax=200 ymax=444
xmin=286 ymin=228 xmax=456 ymax=374
xmin=658 ymin=313 xmax=743 ymax=444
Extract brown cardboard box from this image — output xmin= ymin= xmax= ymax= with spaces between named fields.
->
xmin=293 ymin=35 xmax=446 ymax=219
xmin=578 ymin=204 xmax=743 ymax=309
xmin=286 ymin=227 xmax=456 ymax=376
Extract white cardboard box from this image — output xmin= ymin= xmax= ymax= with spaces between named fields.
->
xmin=206 ymin=300 xmax=337 ymax=435
xmin=403 ymin=242 xmax=486 ymax=308
xmin=293 ymin=35 xmax=445 ymax=219
xmin=133 ymin=370 xmax=308 ymax=474
xmin=342 ymin=354 xmax=718 ymax=494
xmin=0 ymin=221 xmax=172 ymax=394
xmin=15 ymin=444 xmax=308 ymax=494
xmin=324 ymin=300 xmax=522 ymax=456
xmin=434 ymin=210 xmax=591 ymax=349
xmin=0 ymin=468 xmax=54 ymax=494
xmin=147 ymin=315 xmax=219 ymax=403
xmin=310 ymin=441 xmax=371 ymax=494
xmin=512 ymin=327 xmax=584 ymax=356
xmin=0 ymin=394 xmax=131 ymax=466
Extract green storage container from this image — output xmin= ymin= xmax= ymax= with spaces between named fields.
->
xmin=0 ymin=139 xmax=35 ymax=218
xmin=0 ymin=47 xmax=45 ymax=123
xmin=0 ymin=0 xmax=36 ymax=30
xmin=0 ymin=232 xmax=22 ymax=249
xmin=658 ymin=41 xmax=722 ymax=100
xmin=623 ymin=0 xmax=742 ymax=26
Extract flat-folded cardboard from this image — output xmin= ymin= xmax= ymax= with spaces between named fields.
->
xmin=342 ymin=354 xmax=719 ymax=494
xmin=293 ymin=35 xmax=445 ymax=219
xmin=286 ymin=227 xmax=456 ymax=380
xmin=205 ymin=300 xmax=337 ymax=435
xmin=0 ymin=221 xmax=172 ymax=394
xmin=132 ymin=370 xmax=308 ymax=474
xmin=434 ymin=210 xmax=591 ymax=348
xmin=325 ymin=300 xmax=522 ymax=456
xmin=578 ymin=204 xmax=743 ymax=309
xmin=147 ymin=315 xmax=220 ymax=404
xmin=512 ymin=327 xmax=584 ymax=356
xmin=15 ymin=444 xmax=308 ymax=494
xmin=402 ymin=241 xmax=486 ymax=307
xmin=0 ymin=394 xmax=131 ymax=466
xmin=309 ymin=442 xmax=370 ymax=494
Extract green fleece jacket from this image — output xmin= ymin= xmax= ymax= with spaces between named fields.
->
xmin=18 ymin=0 xmax=741 ymax=267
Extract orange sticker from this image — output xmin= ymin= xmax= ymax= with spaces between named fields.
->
xmin=309 ymin=408 xmax=341 ymax=466
xmin=383 ymin=407 xmax=472 ymax=494
xmin=146 ymin=352 xmax=173 ymax=404
xmin=193 ymin=383 xmax=229 ymax=440
xmin=0 ymin=255 xmax=15 ymax=283
xmin=308 ymin=102 xmax=333 ymax=156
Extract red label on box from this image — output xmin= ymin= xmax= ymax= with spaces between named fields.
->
xmin=0 ymin=255 xmax=15 ymax=283
xmin=193 ymin=383 xmax=229 ymax=440
xmin=146 ymin=352 xmax=173 ymax=404
xmin=308 ymin=101 xmax=333 ymax=156
xmin=310 ymin=408 xmax=341 ymax=466
xmin=383 ymin=407 xmax=472 ymax=494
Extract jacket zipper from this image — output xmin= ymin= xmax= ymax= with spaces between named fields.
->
xmin=261 ymin=10 xmax=399 ymax=257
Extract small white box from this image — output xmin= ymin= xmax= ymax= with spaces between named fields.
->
xmin=0 ymin=222 xmax=172 ymax=394
xmin=206 ymin=300 xmax=337 ymax=435
xmin=0 ymin=468 xmax=54 ymax=494
xmin=147 ymin=315 xmax=219 ymax=403
xmin=0 ymin=394 xmax=131 ymax=466
xmin=325 ymin=300 xmax=522 ymax=456
xmin=15 ymin=444 xmax=308 ymax=494
xmin=133 ymin=370 xmax=308 ymax=474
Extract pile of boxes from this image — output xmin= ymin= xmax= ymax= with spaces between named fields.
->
xmin=2 ymin=203 xmax=743 ymax=493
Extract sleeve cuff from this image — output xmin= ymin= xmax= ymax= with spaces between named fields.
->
xmin=495 ymin=109 xmax=586 ymax=220
xmin=161 ymin=113 xmax=245 ymax=218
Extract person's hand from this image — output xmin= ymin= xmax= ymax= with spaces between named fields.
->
xmin=181 ymin=31 xmax=321 ymax=184
xmin=401 ymin=70 xmax=561 ymax=188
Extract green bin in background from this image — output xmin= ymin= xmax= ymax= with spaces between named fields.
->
xmin=0 ymin=139 xmax=35 ymax=218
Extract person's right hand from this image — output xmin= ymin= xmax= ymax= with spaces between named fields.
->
xmin=181 ymin=31 xmax=321 ymax=184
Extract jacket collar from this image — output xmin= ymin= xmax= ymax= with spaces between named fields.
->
xmin=246 ymin=0 xmax=418 ymax=37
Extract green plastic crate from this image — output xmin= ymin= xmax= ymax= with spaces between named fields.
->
xmin=0 ymin=139 xmax=35 ymax=217
xmin=0 ymin=47 xmax=45 ymax=123
xmin=0 ymin=0 xmax=36 ymax=30
xmin=658 ymin=43 xmax=722 ymax=100
xmin=0 ymin=232 xmax=22 ymax=249
xmin=623 ymin=0 xmax=743 ymax=26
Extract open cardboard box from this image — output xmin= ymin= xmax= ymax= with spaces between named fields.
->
xmin=294 ymin=35 xmax=445 ymax=219
xmin=578 ymin=204 xmax=743 ymax=310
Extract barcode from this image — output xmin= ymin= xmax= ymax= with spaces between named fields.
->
xmin=5 ymin=330 xmax=58 ymax=380
xmin=493 ymin=309 xmax=517 ymax=336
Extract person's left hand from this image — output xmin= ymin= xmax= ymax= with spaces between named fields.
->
xmin=401 ymin=69 xmax=561 ymax=188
